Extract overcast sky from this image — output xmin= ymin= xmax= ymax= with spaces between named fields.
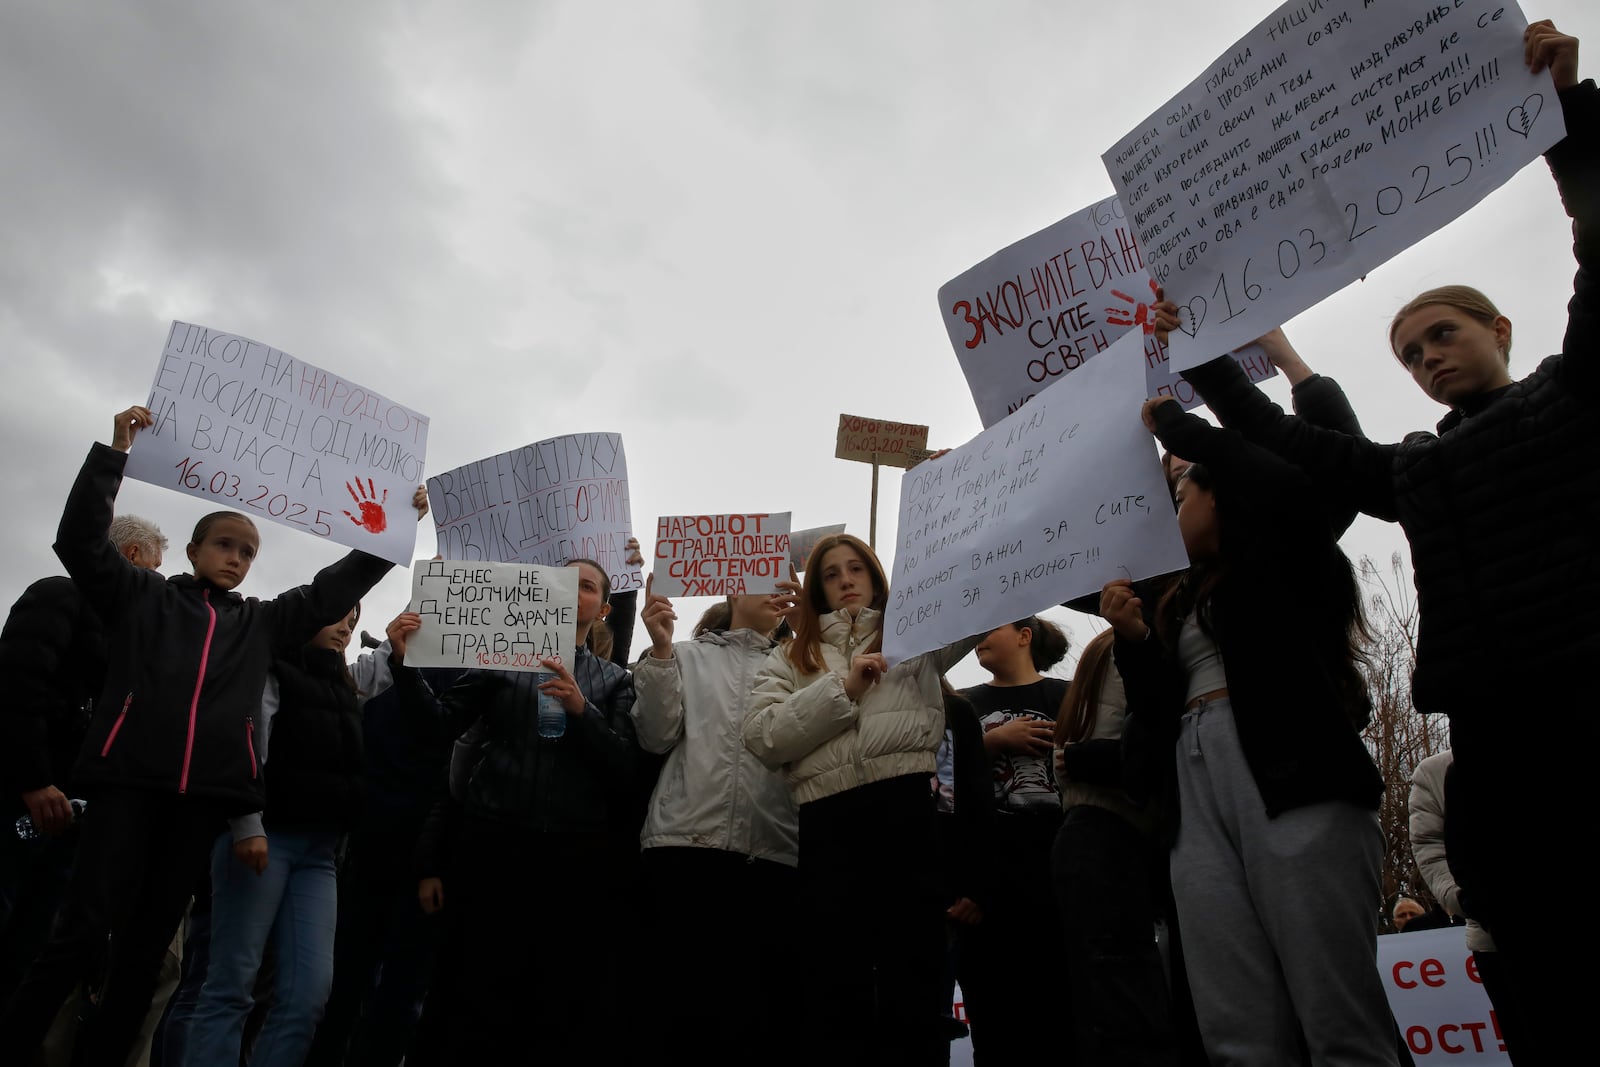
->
xmin=2 ymin=0 xmax=1592 ymax=687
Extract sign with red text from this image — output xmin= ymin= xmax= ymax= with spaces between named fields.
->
xmin=835 ymin=414 xmax=929 ymax=468
xmin=884 ymin=330 xmax=1188 ymax=667
xmin=939 ymin=196 xmax=1277 ymax=423
xmin=407 ymin=560 xmax=578 ymax=673
xmin=939 ymin=195 xmax=1162 ymax=426
xmin=789 ymin=523 xmax=847 ymax=573
xmin=426 ymin=433 xmax=642 ymax=593
xmin=1104 ymin=0 xmax=1562 ymax=370
xmin=1378 ymin=927 xmax=1508 ymax=1063
xmin=125 ymin=322 xmax=430 ymax=566
xmin=652 ymin=513 xmax=791 ymax=597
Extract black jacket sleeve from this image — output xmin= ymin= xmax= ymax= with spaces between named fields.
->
xmin=0 ymin=578 xmax=83 ymax=793
xmin=570 ymin=658 xmax=639 ymax=779
xmin=268 ymin=550 xmax=395 ymax=649
xmin=1179 ymin=357 xmax=1401 ymax=522
xmin=52 ymin=444 xmax=166 ymax=624
xmin=1550 ymin=80 xmax=1600 ymax=380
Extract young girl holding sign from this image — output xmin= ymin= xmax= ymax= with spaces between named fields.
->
xmin=633 ymin=576 xmax=800 ymax=1063
xmin=1161 ymin=22 xmax=1589 ymax=1058
xmin=0 ymin=407 xmax=398 ymax=1066
xmin=1099 ymin=398 xmax=1392 ymax=1065
xmin=399 ymin=558 xmax=637 ymax=1063
xmin=742 ymin=533 xmax=979 ymax=1065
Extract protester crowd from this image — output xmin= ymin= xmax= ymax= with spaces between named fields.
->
xmin=0 ymin=20 xmax=1588 ymax=1067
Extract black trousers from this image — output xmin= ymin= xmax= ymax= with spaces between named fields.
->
xmin=639 ymin=845 xmax=801 ymax=1066
xmin=0 ymin=786 xmax=223 ymax=1067
xmin=426 ymin=812 xmax=617 ymax=1065
xmin=798 ymin=774 xmax=947 ymax=1067
xmin=1051 ymin=804 xmax=1177 ymax=1067
xmin=960 ymin=807 xmax=1068 ymax=1064
xmin=1446 ymin=715 xmax=1592 ymax=1066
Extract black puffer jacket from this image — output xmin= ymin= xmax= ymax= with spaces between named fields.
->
xmin=57 ymin=443 xmax=393 ymax=814
xmin=0 ymin=577 xmax=107 ymax=797
xmin=261 ymin=647 xmax=366 ymax=831
xmin=1182 ymin=81 xmax=1600 ymax=719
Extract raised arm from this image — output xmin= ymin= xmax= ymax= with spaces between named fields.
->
xmin=54 ymin=414 xmax=167 ymax=623
xmin=1177 ymin=357 xmax=1400 ymax=522
xmin=269 ymin=550 xmax=394 ymax=648
xmin=1537 ymin=26 xmax=1597 ymax=374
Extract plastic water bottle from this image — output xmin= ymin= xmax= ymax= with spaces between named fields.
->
xmin=15 ymin=799 xmax=87 ymax=839
xmin=535 ymin=673 xmax=566 ymax=740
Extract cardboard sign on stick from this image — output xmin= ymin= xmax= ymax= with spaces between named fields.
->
xmin=1104 ymin=0 xmax=1563 ymax=370
xmin=652 ymin=513 xmax=792 ymax=597
xmin=835 ymin=415 xmax=929 ymax=468
xmin=427 ymin=433 xmax=642 ymax=593
xmin=884 ymin=330 xmax=1189 ymax=666
xmin=125 ymin=322 xmax=430 ymax=566
xmin=407 ymin=560 xmax=578 ymax=673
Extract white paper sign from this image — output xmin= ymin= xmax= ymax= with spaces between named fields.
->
xmin=940 ymin=196 xmax=1278 ymax=421
xmin=789 ymin=523 xmax=847 ymax=572
xmin=426 ymin=433 xmax=643 ymax=594
xmin=652 ymin=512 xmax=792 ymax=597
xmin=1377 ymin=927 xmax=1508 ymax=1063
xmin=939 ymin=195 xmax=1161 ymax=427
xmin=407 ymin=560 xmax=578 ymax=673
xmin=884 ymin=330 xmax=1189 ymax=666
xmin=1103 ymin=0 xmax=1563 ymax=370
xmin=125 ymin=322 xmax=430 ymax=566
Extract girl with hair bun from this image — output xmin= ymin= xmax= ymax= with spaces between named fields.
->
xmin=954 ymin=616 xmax=1072 ymax=1062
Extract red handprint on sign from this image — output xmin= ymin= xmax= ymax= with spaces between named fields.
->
xmin=344 ymin=479 xmax=389 ymax=534
xmin=1106 ymin=278 xmax=1162 ymax=334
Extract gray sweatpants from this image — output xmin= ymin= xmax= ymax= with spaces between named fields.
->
xmin=1170 ymin=698 xmax=1397 ymax=1067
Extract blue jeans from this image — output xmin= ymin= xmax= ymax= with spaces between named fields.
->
xmin=184 ymin=830 xmax=338 ymax=1067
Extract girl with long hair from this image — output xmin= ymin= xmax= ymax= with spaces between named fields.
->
xmin=742 ymin=533 xmax=977 ymax=1065
xmin=1158 ymin=24 xmax=1588 ymax=1057
xmin=1100 ymin=398 xmax=1393 ymax=1064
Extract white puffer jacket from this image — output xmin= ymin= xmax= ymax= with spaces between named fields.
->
xmin=742 ymin=608 xmax=976 ymax=806
xmin=633 ymin=628 xmax=798 ymax=866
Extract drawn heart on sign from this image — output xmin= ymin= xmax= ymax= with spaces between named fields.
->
xmin=1506 ymin=94 xmax=1543 ymax=138
xmin=1177 ymin=297 xmax=1206 ymax=338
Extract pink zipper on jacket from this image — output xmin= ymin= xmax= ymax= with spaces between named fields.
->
xmin=100 ymin=693 xmax=133 ymax=757
xmin=179 ymin=590 xmax=218 ymax=794
xmin=245 ymin=716 xmax=258 ymax=779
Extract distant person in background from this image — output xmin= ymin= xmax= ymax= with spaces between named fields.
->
xmin=1390 ymin=897 xmax=1426 ymax=933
